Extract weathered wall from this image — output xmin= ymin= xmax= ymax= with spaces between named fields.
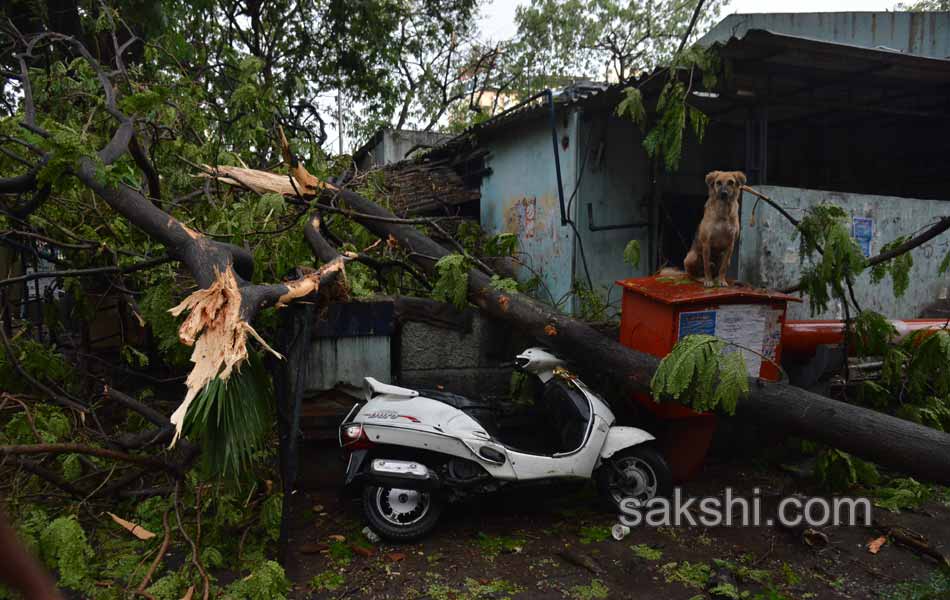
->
xmin=306 ymin=336 xmax=392 ymax=391
xmin=573 ymin=111 xmax=653 ymax=302
xmin=398 ymin=312 xmax=525 ymax=399
xmin=479 ymin=114 xmax=579 ymax=313
xmin=357 ymin=129 xmax=452 ymax=170
xmin=738 ymin=185 xmax=950 ymax=319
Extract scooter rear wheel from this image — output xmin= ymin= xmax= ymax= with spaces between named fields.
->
xmin=362 ymin=485 xmax=443 ymax=542
xmin=597 ymin=445 xmax=673 ymax=511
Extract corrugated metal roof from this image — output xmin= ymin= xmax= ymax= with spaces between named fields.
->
xmin=433 ymin=23 xmax=950 ymax=145
xmin=699 ymin=12 xmax=950 ymax=60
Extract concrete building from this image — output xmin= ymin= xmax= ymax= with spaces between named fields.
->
xmin=429 ymin=12 xmax=950 ymax=319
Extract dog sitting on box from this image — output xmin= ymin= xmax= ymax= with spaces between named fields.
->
xmin=681 ymin=170 xmax=746 ymax=288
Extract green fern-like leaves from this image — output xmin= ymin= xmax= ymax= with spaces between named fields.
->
xmin=432 ymin=253 xmax=471 ymax=310
xmin=615 ymin=86 xmax=646 ymax=128
xmin=222 ymin=560 xmax=290 ymax=600
xmin=39 ymin=516 xmax=94 ymax=592
xmin=870 ymin=236 xmax=913 ymax=298
xmin=797 ymin=204 xmax=867 ymax=316
xmin=851 ymin=311 xmax=897 ymax=356
xmin=650 ymin=335 xmax=749 ymax=415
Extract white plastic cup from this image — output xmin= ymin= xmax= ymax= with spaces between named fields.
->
xmin=611 ymin=523 xmax=631 ymax=541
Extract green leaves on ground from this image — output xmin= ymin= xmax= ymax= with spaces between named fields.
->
xmin=651 ymin=334 xmax=749 ymax=415
xmin=815 ymin=448 xmax=880 ymax=492
xmin=222 ymin=560 xmax=290 ymax=600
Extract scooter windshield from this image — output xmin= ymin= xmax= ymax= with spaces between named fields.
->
xmin=542 ymin=379 xmax=593 ymax=454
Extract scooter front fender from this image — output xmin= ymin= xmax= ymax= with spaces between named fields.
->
xmin=600 ymin=426 xmax=655 ymax=460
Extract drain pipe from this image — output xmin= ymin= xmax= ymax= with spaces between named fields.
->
xmin=545 ymin=90 xmax=568 ymax=226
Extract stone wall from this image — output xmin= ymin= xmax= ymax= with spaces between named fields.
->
xmin=397 ymin=309 xmax=528 ymax=400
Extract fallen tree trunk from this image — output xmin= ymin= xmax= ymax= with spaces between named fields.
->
xmin=327 ymin=188 xmax=950 ymax=486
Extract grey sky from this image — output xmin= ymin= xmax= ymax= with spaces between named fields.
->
xmin=478 ymin=0 xmax=898 ymax=41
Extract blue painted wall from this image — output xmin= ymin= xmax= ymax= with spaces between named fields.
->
xmin=572 ymin=111 xmax=653 ymax=310
xmin=479 ymin=113 xmax=579 ymax=313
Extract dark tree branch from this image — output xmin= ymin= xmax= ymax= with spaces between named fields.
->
xmin=0 ymin=443 xmax=184 ymax=476
xmin=0 ymin=256 xmax=172 ymax=288
xmin=129 ymin=133 xmax=162 ymax=202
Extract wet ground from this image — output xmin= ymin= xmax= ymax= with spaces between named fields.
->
xmin=285 ymin=442 xmax=950 ymax=599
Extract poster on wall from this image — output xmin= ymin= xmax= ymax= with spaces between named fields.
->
xmin=677 ymin=305 xmax=767 ymax=377
xmin=852 ymin=216 xmax=873 ymax=257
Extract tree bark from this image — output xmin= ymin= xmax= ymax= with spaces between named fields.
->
xmin=327 ymin=188 xmax=950 ymax=486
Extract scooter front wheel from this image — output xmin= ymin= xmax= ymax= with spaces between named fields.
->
xmin=597 ymin=446 xmax=673 ymax=511
xmin=362 ymin=485 xmax=443 ymax=542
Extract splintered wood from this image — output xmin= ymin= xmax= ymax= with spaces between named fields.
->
xmin=199 ymin=126 xmax=337 ymax=198
xmin=167 ymin=267 xmax=280 ymax=447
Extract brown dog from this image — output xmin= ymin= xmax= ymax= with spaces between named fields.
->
xmin=683 ymin=170 xmax=745 ymax=288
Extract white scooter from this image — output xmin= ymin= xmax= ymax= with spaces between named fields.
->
xmin=339 ymin=347 xmax=671 ymax=541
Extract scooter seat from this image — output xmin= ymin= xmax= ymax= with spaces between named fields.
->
xmin=418 ymin=389 xmax=499 ymax=437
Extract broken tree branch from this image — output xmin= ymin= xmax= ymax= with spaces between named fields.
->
xmin=0 ymin=443 xmax=184 ymax=476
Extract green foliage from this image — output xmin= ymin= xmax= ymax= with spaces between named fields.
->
xmin=490 ymin=274 xmax=520 ymax=293
xmin=874 ymin=478 xmax=932 ymax=513
xmin=36 ymin=121 xmax=101 ymax=193
xmin=623 ymin=239 xmax=641 ymax=270
xmin=883 ymin=568 xmax=950 ymax=600
xmin=578 ymin=525 xmax=611 ymax=544
xmin=797 ymin=204 xmax=866 ymax=316
xmin=815 ymin=448 xmax=880 ymax=492
xmin=940 ymin=250 xmax=950 ymax=275
xmin=311 ymin=571 xmax=345 ymax=592
xmin=573 ymin=283 xmax=609 ymax=322
xmin=183 ymin=350 xmax=273 ymax=480
xmin=642 ymin=81 xmax=687 ymax=172
xmin=475 ymin=532 xmax=524 ymax=558
xmin=485 ymin=232 xmax=518 ymax=257
xmin=850 ymin=310 xmax=897 ymax=356
xmin=568 ymin=579 xmax=609 ymax=600
xmin=870 ymin=236 xmax=913 ymax=298
xmin=39 ymin=516 xmax=94 ymax=592
xmin=660 ymin=561 xmax=712 ymax=589
xmin=146 ymin=571 xmax=191 ymax=600
xmin=0 ymin=338 xmax=75 ymax=397
xmin=906 ymin=330 xmax=950 ymax=400
xmin=615 ymin=87 xmax=646 ymax=127
xmin=59 ymin=453 xmax=82 ymax=481
xmin=222 ymin=561 xmax=290 ymax=600
xmin=651 ymin=335 xmax=749 ymax=415
xmin=328 ymin=540 xmax=353 ymax=566
xmin=139 ymin=283 xmax=191 ymax=366
xmin=432 ymin=254 xmax=471 ymax=310
xmin=712 ymin=558 xmax=773 ymax=586
xmin=618 ymin=47 xmax=719 ymax=173
xmin=4 ymin=405 xmax=71 ymax=445
xmin=260 ymin=493 xmax=283 ymax=542
xmin=630 ymin=544 xmax=663 ymax=561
